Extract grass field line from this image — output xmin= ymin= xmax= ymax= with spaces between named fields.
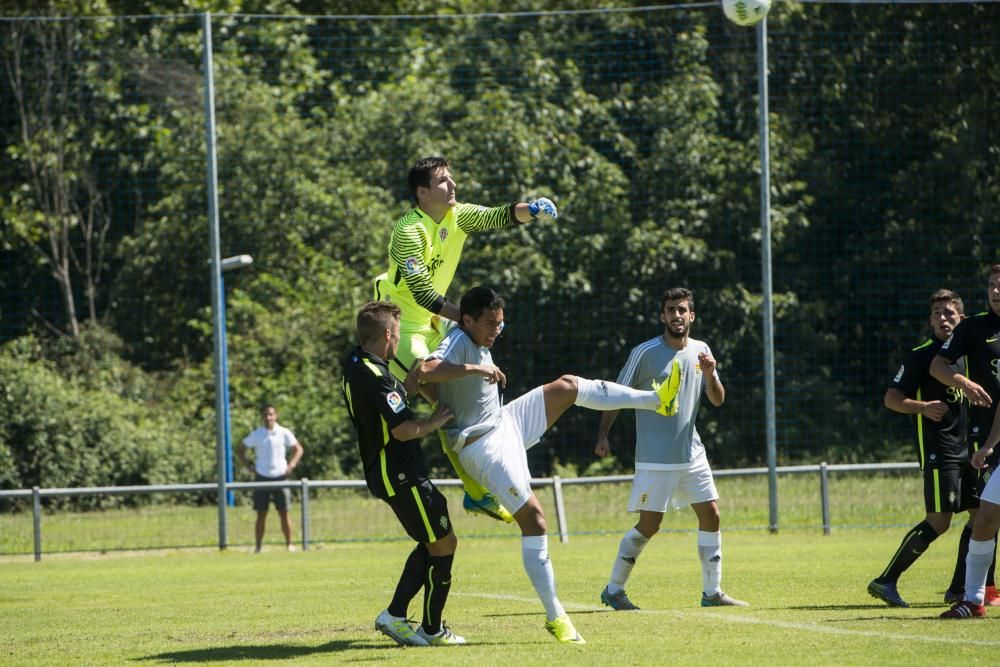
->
xmin=452 ymin=591 xmax=1000 ymax=647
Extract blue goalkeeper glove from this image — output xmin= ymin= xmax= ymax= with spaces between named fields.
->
xmin=527 ymin=197 xmax=558 ymax=221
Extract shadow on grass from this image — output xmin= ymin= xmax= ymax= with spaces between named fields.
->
xmin=788 ymin=602 xmax=943 ymax=611
xmin=135 ymin=640 xmax=398 ymax=662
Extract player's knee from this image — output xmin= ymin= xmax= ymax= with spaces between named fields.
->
xmin=636 ymin=517 xmax=662 ymax=537
xmin=544 ymin=374 xmax=577 ymax=396
xmin=973 ymin=505 xmax=1000 ymax=536
xmin=428 ymin=531 xmax=457 ymax=556
xmin=637 ymin=524 xmax=659 ymax=538
xmin=695 ymin=501 xmax=720 ymax=530
xmin=925 ymin=513 xmax=952 ymax=534
xmin=514 ymin=504 xmax=547 ymax=536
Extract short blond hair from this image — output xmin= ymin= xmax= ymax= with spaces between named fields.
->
xmin=356 ymin=302 xmax=400 ymax=346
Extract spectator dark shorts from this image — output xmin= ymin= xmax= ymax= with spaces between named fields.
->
xmin=253 ymin=473 xmax=291 ymax=512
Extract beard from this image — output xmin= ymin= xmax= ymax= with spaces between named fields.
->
xmin=666 ymin=323 xmax=689 ymax=339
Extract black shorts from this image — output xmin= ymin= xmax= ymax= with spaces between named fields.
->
xmin=253 ymin=473 xmax=292 ymax=512
xmin=923 ymin=463 xmax=978 ymax=513
xmin=386 ymin=479 xmax=452 ymax=544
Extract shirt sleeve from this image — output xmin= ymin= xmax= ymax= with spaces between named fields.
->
xmin=888 ymin=349 xmax=922 ymax=397
xmin=388 ymin=221 xmax=444 ymax=313
xmin=242 ymin=430 xmax=255 ymax=449
xmin=427 ymin=330 xmax=471 ymax=364
xmin=454 ymin=202 xmax=518 ymax=233
xmin=369 ymin=372 xmax=415 ymax=430
xmin=937 ymin=321 xmax=967 ymax=363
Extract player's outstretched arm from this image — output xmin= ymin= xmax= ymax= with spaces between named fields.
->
xmin=513 ymin=197 xmax=558 ymax=224
xmin=417 ymin=358 xmax=507 ymax=387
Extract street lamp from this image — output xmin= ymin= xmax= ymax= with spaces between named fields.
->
xmin=220 ymin=255 xmax=253 ymax=506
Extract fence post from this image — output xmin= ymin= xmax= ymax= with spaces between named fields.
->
xmin=820 ymin=462 xmax=831 ymax=535
xmin=551 ymin=476 xmax=569 ymax=544
xmin=32 ymin=486 xmax=42 ymax=562
xmin=300 ymin=478 xmax=310 ymax=552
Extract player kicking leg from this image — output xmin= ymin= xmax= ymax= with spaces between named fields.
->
xmin=453 ymin=375 xmax=679 ymax=643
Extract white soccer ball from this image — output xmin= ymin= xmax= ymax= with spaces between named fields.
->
xmin=722 ymin=0 xmax=771 ymax=27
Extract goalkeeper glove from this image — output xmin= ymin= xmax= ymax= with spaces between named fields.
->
xmin=527 ymin=197 xmax=558 ymax=221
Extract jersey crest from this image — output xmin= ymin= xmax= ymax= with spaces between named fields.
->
xmin=439 ymin=228 xmax=448 ymax=242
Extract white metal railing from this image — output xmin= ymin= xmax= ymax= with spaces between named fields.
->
xmin=0 ymin=461 xmax=919 ymax=560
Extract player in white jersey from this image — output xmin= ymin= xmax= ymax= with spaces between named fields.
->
xmin=412 ymin=286 xmax=680 ymax=644
xmin=594 ymin=287 xmax=747 ymax=610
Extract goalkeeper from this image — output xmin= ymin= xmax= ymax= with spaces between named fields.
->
xmin=373 ymin=156 xmax=557 ymax=522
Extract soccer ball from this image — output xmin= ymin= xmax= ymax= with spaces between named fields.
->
xmin=722 ymin=0 xmax=771 ymax=27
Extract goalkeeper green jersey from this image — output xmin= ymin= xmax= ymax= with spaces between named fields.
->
xmin=374 ymin=202 xmax=518 ymax=322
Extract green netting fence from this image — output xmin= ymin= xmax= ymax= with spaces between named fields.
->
xmin=0 ymin=3 xmax=997 ymax=501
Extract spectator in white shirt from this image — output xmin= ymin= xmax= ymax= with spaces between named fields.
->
xmin=237 ymin=405 xmax=304 ymax=553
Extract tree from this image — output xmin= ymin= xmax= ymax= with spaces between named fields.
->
xmin=0 ymin=18 xmax=114 ymax=336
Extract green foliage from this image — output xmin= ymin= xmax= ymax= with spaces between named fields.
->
xmin=0 ymin=330 xmax=214 ymax=509
xmin=1 ymin=4 xmax=998 ymax=489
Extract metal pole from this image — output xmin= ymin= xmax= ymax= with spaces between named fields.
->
xmin=300 ymin=478 xmax=310 ymax=551
xmin=756 ymin=18 xmax=778 ymax=534
xmin=202 ymin=11 xmax=227 ymax=550
xmin=221 ymin=272 xmax=234 ymax=506
xmin=820 ymin=462 xmax=831 ymax=535
xmin=551 ymin=476 xmax=569 ymax=544
xmin=32 ymin=486 xmax=41 ymax=562
xmin=219 ymin=255 xmax=251 ymax=508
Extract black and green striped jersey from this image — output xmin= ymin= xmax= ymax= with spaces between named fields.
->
xmin=373 ymin=203 xmax=518 ymax=321
xmin=936 ymin=310 xmax=1000 ymax=452
xmin=889 ymin=337 xmax=967 ymax=467
xmin=341 ymin=347 xmax=428 ymax=500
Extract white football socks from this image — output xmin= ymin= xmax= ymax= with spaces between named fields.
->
xmin=607 ymin=527 xmax=650 ymax=594
xmin=522 ymin=535 xmax=565 ymax=621
xmin=965 ymin=538 xmax=995 ymax=605
xmin=698 ymin=530 xmax=722 ymax=596
xmin=574 ymin=377 xmax=659 ymax=411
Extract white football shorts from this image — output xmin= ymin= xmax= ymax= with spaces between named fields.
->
xmin=627 ymin=458 xmax=718 ymax=512
xmin=458 ymin=386 xmax=548 ymax=514
xmin=980 ymin=466 xmax=1000 ymax=506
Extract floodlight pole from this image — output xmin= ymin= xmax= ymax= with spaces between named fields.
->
xmin=756 ymin=18 xmax=779 ymax=533
xmin=202 ymin=12 xmax=228 ymax=551
xmin=220 ymin=255 xmax=253 ymax=508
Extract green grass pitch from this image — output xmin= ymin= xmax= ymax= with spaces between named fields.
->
xmin=2 ymin=527 xmax=998 ymax=665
